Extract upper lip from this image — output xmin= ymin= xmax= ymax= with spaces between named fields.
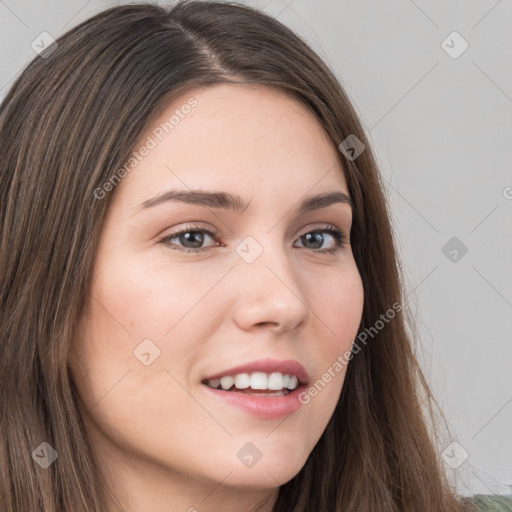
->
xmin=202 ymin=358 xmax=309 ymax=385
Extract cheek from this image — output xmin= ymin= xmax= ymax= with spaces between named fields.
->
xmin=69 ymin=257 xmax=214 ymax=447
xmin=88 ymin=252 xmax=211 ymax=342
xmin=292 ymin=264 xmax=363 ymax=427
xmin=72 ymin=251 xmax=223 ymax=404
xmin=308 ymin=264 xmax=364 ymax=353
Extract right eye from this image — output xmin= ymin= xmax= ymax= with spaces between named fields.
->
xmin=158 ymin=224 xmax=221 ymax=254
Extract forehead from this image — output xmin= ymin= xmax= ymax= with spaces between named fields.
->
xmin=113 ymin=83 xmax=349 ymax=209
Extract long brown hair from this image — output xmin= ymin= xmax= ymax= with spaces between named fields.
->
xmin=0 ymin=1 xmax=470 ymax=510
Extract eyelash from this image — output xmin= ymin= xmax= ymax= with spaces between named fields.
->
xmin=157 ymin=223 xmax=349 ymax=256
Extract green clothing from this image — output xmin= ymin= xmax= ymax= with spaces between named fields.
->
xmin=465 ymin=494 xmax=512 ymax=511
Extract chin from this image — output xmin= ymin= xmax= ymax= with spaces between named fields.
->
xmin=221 ymin=463 xmax=304 ymax=489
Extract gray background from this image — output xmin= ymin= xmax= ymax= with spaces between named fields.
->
xmin=1 ymin=0 xmax=510 ymax=498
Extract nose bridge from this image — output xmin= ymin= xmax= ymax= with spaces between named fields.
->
xmin=231 ymin=229 xmax=309 ymax=331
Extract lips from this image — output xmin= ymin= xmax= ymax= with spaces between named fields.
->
xmin=202 ymin=358 xmax=309 ymax=385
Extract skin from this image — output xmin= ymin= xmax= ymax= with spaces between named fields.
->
xmin=69 ymin=83 xmax=364 ymax=512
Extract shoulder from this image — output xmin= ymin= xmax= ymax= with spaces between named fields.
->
xmin=461 ymin=494 xmax=512 ymax=511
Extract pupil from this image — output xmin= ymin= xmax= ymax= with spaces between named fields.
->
xmin=303 ymin=232 xmax=323 ymax=249
xmin=182 ymin=231 xmax=203 ymax=248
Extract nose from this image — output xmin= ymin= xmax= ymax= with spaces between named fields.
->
xmin=230 ymin=240 xmax=310 ymax=335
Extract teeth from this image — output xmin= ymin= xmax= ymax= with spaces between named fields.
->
xmin=220 ymin=376 xmax=234 ymax=390
xmin=234 ymin=373 xmax=250 ymax=389
xmin=250 ymin=372 xmax=267 ymax=389
xmin=268 ymin=372 xmax=284 ymax=390
xmin=204 ymin=372 xmax=300 ymax=391
xmin=209 ymin=378 xmax=221 ymax=388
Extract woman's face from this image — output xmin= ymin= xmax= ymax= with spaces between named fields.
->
xmin=70 ymin=83 xmax=364 ymax=511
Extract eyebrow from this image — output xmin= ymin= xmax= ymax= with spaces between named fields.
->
xmin=138 ymin=189 xmax=353 ymax=215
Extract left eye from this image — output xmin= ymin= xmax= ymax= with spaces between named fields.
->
xmin=158 ymin=224 xmax=348 ymax=255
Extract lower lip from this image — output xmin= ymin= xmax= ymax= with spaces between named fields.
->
xmin=201 ymin=383 xmax=307 ymax=420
